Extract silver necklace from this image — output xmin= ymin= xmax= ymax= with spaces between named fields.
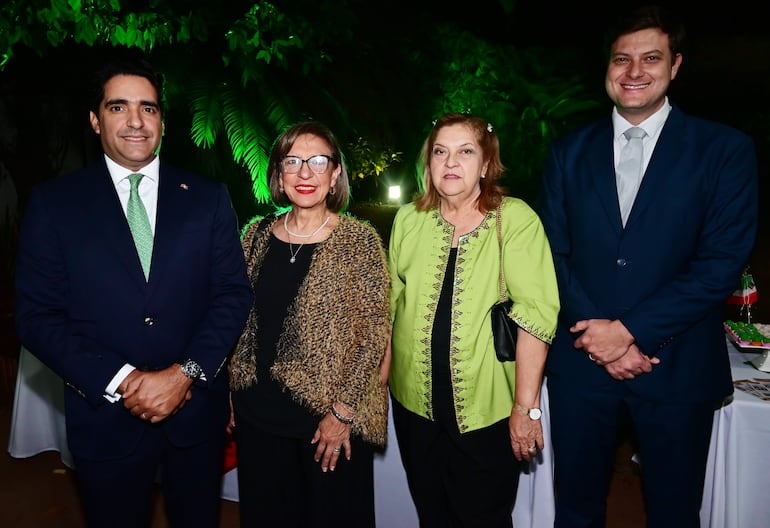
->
xmin=284 ymin=211 xmax=331 ymax=238
xmin=288 ymin=241 xmax=304 ymax=264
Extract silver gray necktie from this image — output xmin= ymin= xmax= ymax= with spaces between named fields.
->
xmin=616 ymin=127 xmax=647 ymax=226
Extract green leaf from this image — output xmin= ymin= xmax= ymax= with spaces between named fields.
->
xmin=221 ymin=87 xmax=272 ymax=203
xmin=45 ymin=30 xmax=61 ymax=46
xmin=189 ymin=79 xmax=224 ymax=149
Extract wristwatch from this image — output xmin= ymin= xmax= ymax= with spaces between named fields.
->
xmin=179 ymin=359 xmax=204 ymax=381
xmin=514 ymin=403 xmax=542 ymax=420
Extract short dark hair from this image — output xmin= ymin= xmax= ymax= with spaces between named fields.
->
xmin=604 ymin=5 xmax=687 ymax=58
xmin=415 ymin=112 xmax=506 ymax=213
xmin=267 ymin=121 xmax=350 ymax=212
xmin=89 ymin=58 xmax=165 ymax=116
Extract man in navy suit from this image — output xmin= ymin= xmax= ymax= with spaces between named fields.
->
xmin=14 ymin=58 xmax=253 ymax=527
xmin=537 ymin=6 xmax=757 ymax=527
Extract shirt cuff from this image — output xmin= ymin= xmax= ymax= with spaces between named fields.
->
xmin=104 ymin=364 xmax=136 ymax=403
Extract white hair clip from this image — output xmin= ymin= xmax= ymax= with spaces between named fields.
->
xmin=487 ymin=123 xmax=494 ymax=133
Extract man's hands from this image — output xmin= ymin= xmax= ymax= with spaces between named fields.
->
xmin=603 ymin=344 xmax=660 ymax=380
xmin=571 ymin=319 xmax=634 ymax=364
xmin=571 ymin=319 xmax=660 ymax=379
xmin=119 ymin=365 xmax=193 ymax=423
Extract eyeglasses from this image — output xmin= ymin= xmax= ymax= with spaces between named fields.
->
xmin=281 ymin=155 xmax=335 ymax=174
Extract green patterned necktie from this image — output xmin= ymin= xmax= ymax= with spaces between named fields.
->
xmin=127 ymin=173 xmax=154 ymax=280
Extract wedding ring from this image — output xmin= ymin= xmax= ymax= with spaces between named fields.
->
xmin=333 ymin=447 xmax=342 ymax=453
xmin=588 ymin=354 xmax=596 ymax=362
xmin=528 ymin=446 xmax=537 ymax=453
xmin=141 ymin=413 xmax=148 ymax=420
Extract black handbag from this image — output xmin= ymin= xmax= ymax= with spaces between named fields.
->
xmin=491 ymin=206 xmax=518 ymax=362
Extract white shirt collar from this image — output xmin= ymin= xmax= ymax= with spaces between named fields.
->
xmin=105 ymin=155 xmax=160 ymax=187
xmin=612 ymin=97 xmax=671 ymax=140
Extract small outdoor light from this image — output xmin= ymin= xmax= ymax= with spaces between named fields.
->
xmin=388 ymin=185 xmax=401 ymax=202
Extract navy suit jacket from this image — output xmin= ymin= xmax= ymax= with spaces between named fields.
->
xmin=537 ymin=105 xmax=758 ymax=403
xmin=15 ymin=158 xmax=253 ymax=460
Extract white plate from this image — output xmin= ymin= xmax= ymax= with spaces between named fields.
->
xmin=724 ymin=322 xmax=770 ymax=350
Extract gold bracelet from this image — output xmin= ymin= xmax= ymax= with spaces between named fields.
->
xmin=330 ymin=402 xmax=354 ymax=424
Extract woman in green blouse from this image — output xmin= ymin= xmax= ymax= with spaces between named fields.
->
xmin=388 ymin=112 xmax=560 ymax=527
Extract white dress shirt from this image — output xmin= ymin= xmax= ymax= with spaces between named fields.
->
xmin=612 ymin=97 xmax=671 ymax=180
xmin=103 ymin=154 xmax=160 ymax=401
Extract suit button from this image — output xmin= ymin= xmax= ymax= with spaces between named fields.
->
xmin=144 ymin=317 xmax=155 ymax=326
xmin=616 ymin=259 xmax=627 ymax=267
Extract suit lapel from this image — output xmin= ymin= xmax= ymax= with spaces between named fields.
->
xmin=587 ymin=122 xmax=624 ymax=235
xmin=625 ymin=108 xmax=686 ymax=227
xmin=149 ymin=164 xmax=189 ymax=286
xmin=85 ymin=163 xmax=149 ymax=285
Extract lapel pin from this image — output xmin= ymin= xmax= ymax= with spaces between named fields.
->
xmin=180 ymin=183 xmax=189 ymax=190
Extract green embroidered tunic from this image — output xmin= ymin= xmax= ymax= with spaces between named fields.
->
xmin=388 ymin=197 xmax=560 ymax=433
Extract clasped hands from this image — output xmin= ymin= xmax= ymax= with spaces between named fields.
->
xmin=119 ymin=366 xmax=193 ymax=424
xmin=571 ymin=319 xmax=660 ymax=380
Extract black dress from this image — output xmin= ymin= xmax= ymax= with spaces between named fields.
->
xmin=233 ymin=233 xmax=317 ymax=439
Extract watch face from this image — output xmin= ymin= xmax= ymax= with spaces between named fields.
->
xmin=529 ymin=408 xmax=542 ymax=420
xmin=182 ymin=360 xmax=202 ymax=380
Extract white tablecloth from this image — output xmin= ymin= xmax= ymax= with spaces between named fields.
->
xmin=7 ymin=348 xmax=73 ymax=467
xmin=6 ymin=347 xmax=555 ymax=527
xmin=700 ymin=345 xmax=770 ymax=528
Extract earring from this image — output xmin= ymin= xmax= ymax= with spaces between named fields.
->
xmin=329 ymin=185 xmax=336 ymax=195
xmin=279 ymin=185 xmax=284 ymax=193
xmin=481 ymin=174 xmax=486 ymax=179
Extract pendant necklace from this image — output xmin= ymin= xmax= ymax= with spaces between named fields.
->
xmin=285 ymin=211 xmax=330 ymax=263
xmin=288 ymin=241 xmax=304 ymax=264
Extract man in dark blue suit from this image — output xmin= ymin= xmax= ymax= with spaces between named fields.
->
xmin=14 ymin=59 xmax=253 ymax=527
xmin=537 ymin=6 xmax=757 ymax=528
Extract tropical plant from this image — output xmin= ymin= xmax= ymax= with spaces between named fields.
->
xmin=0 ymin=0 xmax=604 ymax=212
xmin=429 ymin=26 xmax=602 ymax=203
xmin=0 ymin=0 xmax=357 ymax=212
xmin=346 ymin=137 xmax=403 ymax=190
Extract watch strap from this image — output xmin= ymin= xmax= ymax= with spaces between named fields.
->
xmin=514 ymin=402 xmax=541 ymax=420
xmin=180 ymin=359 xmax=207 ymax=382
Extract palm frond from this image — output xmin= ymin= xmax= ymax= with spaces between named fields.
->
xmin=189 ymin=78 xmax=223 ymax=149
xmin=221 ymin=86 xmax=272 ymax=203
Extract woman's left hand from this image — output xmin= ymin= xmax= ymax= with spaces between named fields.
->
xmin=508 ymin=409 xmax=544 ymax=462
xmin=311 ymin=412 xmax=352 ymax=472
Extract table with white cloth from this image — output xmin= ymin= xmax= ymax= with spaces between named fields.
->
xmin=7 ymin=347 xmax=556 ymax=527
xmin=700 ymin=343 xmax=770 ymax=528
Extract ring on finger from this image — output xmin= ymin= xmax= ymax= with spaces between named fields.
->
xmin=333 ymin=447 xmax=341 ymax=453
xmin=528 ymin=446 xmax=537 ymax=453
xmin=588 ymin=354 xmax=596 ymax=362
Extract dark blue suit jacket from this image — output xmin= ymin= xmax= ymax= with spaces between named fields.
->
xmin=538 ymin=105 xmax=758 ymax=403
xmin=15 ymin=158 xmax=253 ymax=461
